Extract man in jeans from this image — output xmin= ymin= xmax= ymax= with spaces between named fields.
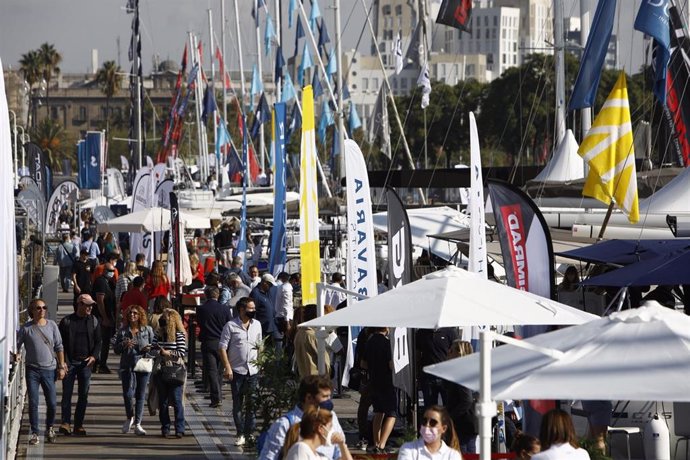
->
xmin=58 ymin=294 xmax=102 ymax=436
xmin=219 ymin=297 xmax=262 ymax=447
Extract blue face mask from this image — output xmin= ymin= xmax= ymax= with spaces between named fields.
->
xmin=319 ymin=399 xmax=334 ymax=411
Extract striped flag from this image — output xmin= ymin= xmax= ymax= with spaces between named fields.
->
xmin=578 ymin=72 xmax=639 ymax=223
xmin=299 ymin=86 xmax=321 ymax=305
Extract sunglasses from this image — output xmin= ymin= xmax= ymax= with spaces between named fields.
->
xmin=422 ymin=417 xmax=441 ymax=428
xmin=34 ymin=305 xmax=48 ymax=311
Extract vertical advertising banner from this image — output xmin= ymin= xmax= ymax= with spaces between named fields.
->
xmin=269 ymin=102 xmax=288 ymax=275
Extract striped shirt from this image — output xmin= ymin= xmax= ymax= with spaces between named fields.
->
xmin=153 ymin=331 xmax=187 ymax=359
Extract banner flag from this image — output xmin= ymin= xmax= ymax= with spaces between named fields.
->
xmin=386 ymin=186 xmax=414 ymax=397
xmin=342 ymin=139 xmax=377 ymax=387
xmin=236 ymin=113 xmax=250 ymax=267
xmin=368 ymin=85 xmax=391 ymax=158
xmin=436 ymin=0 xmax=473 ymax=32
xmin=130 ymin=166 xmax=153 ymax=264
xmin=394 ymin=31 xmax=404 ymax=74
xmin=569 ymin=0 xmax=617 ymax=110
xmin=635 ymin=0 xmax=671 ymax=103
xmin=269 ymin=103 xmax=288 ymax=275
xmin=84 ymin=132 xmax=103 ymax=190
xmin=78 ymin=141 xmax=87 ymax=187
xmin=169 ymin=191 xmax=181 ymax=295
xmin=17 ymin=189 xmax=44 ymax=232
xmin=45 ymin=180 xmax=78 ymax=235
xmin=26 ymin=142 xmax=50 ymax=199
xmin=579 ymin=72 xmax=639 ymax=223
xmin=299 ymin=86 xmax=321 ymax=305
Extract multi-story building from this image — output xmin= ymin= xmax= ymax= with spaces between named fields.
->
xmin=371 ymin=0 xmax=419 ymax=70
xmin=494 ymin=0 xmax=553 ymax=62
xmin=565 ymin=17 xmax=618 ymax=70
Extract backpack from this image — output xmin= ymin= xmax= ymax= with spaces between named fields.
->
xmin=256 ymin=413 xmax=298 ymax=459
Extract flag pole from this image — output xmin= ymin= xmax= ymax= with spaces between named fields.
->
xmin=334 ymin=0 xmax=346 ymax=183
xmin=255 ymin=0 xmax=266 ymax=172
xmin=233 ymin=0 xmax=247 ymax=108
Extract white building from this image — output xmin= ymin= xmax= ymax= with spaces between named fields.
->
xmin=494 ymin=0 xmax=554 ymax=62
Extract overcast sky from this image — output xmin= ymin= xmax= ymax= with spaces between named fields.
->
xmin=1 ymin=0 xmax=646 ymax=76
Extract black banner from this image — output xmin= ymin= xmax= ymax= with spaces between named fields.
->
xmin=436 ymin=0 xmax=472 ymax=33
xmin=386 ymin=187 xmax=414 ymax=398
xmin=661 ymin=5 xmax=690 ymax=166
xmin=169 ymin=191 xmax=180 ymax=297
xmin=25 ymin=142 xmax=50 ymax=201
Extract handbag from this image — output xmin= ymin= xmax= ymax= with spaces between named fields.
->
xmin=159 ymin=360 xmax=186 ymax=385
xmin=133 ymin=357 xmax=153 ymax=373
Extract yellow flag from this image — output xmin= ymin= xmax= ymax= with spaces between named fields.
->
xmin=579 ymin=72 xmax=639 ymax=223
xmin=299 ymin=86 xmax=320 ymax=305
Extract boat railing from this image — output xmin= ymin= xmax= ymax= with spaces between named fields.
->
xmin=3 ymin=343 xmax=26 ymax=460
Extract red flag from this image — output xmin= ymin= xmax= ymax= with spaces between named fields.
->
xmin=249 ymin=144 xmax=260 ymax=182
xmin=215 ymin=46 xmax=232 ymax=90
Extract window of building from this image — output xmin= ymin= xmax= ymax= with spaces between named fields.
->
xmin=363 ymin=78 xmax=369 ymax=90
xmin=384 ymin=29 xmax=393 ymax=40
xmin=382 ymin=55 xmax=388 ymax=65
xmin=484 ymin=16 xmax=488 ymax=27
xmin=395 ymin=5 xmax=402 ymax=15
xmin=401 ymin=78 xmax=408 ymax=89
xmin=485 ymin=29 xmax=489 ymax=39
xmin=383 ymin=5 xmax=391 ymax=15
xmin=502 ymin=53 xmax=506 ymax=64
xmin=79 ymin=106 xmax=87 ymax=120
xmin=494 ymin=16 xmax=498 ymax=27
xmin=492 ymin=29 xmax=497 ymax=39
xmin=373 ymin=78 xmax=379 ymax=88
xmin=513 ymin=55 xmax=517 ymax=64
xmin=392 ymin=78 xmax=398 ymax=89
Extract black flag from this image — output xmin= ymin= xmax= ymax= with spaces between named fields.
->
xmin=386 ymin=187 xmax=414 ymax=398
xmin=436 ymin=0 xmax=472 ymax=33
xmin=170 ymin=191 xmax=181 ymax=298
xmin=25 ymin=142 xmax=50 ymax=201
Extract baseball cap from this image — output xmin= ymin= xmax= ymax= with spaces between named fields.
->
xmin=261 ymin=274 xmax=277 ymax=285
xmin=77 ymin=294 xmax=96 ymax=305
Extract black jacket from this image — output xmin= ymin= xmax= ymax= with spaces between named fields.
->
xmin=58 ymin=313 xmax=102 ymax=364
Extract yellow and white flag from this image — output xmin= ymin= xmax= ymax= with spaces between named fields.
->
xmin=579 ymin=72 xmax=639 ymax=223
xmin=299 ymin=86 xmax=321 ymax=305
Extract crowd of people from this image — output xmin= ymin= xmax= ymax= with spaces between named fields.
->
xmin=19 ymin=224 xmax=603 ymax=459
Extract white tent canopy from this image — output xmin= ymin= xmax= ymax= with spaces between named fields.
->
xmin=96 ymin=207 xmax=210 ymax=232
xmin=532 ymin=129 xmax=584 ymax=182
xmin=372 ymin=206 xmax=471 ymax=261
xmin=425 ymin=302 xmax=690 ymax=401
xmin=301 ymin=266 xmax=597 ymax=329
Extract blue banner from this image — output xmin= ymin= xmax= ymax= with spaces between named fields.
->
xmin=77 ymin=140 xmax=86 ymax=187
xmin=236 ymin=114 xmax=249 ymax=267
xmin=84 ymin=132 xmax=102 ymax=190
xmin=635 ymin=0 xmax=671 ymax=103
xmin=269 ymin=103 xmax=287 ymax=275
xmin=569 ymin=0 xmax=617 ymax=110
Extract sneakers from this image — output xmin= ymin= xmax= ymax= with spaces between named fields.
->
xmin=122 ymin=417 xmax=134 ymax=434
xmin=234 ymin=434 xmax=246 ymax=446
xmin=28 ymin=433 xmax=39 ymax=445
xmin=46 ymin=427 xmax=56 ymax=443
xmin=134 ymin=424 xmax=146 ymax=436
xmin=355 ymin=438 xmax=369 ymax=449
xmin=73 ymin=427 xmax=87 ymax=436
xmin=59 ymin=423 xmax=72 ymax=435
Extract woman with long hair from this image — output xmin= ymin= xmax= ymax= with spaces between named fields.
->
xmin=145 ymin=260 xmax=171 ymax=309
xmin=282 ymin=408 xmax=353 ymax=460
xmin=148 ymin=297 xmax=170 ymax=336
xmin=512 ymin=432 xmax=541 ymax=459
xmin=152 ymin=308 xmax=187 ymax=438
xmin=113 ymin=304 xmax=154 ymax=435
xmin=398 ymin=405 xmax=462 ymax=459
xmin=186 ymin=253 xmax=204 ymax=291
xmin=532 ymin=409 xmax=590 ymax=460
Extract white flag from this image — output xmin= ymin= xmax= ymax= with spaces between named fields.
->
xmin=394 ymin=31 xmax=403 ymax=75
xmin=417 ymin=63 xmax=431 ymax=109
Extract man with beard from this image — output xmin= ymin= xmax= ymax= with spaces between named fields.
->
xmin=92 ymin=262 xmax=117 ymax=373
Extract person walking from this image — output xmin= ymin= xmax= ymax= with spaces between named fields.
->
xmin=72 ymin=249 xmax=94 ymax=308
xmin=153 ymin=308 xmax=187 ymax=438
xmin=250 ymin=274 xmax=279 ymax=349
xmin=18 ymin=299 xmax=67 ymax=445
xmin=214 ymin=222 xmax=235 ymax=267
xmin=219 ymin=297 xmax=262 ymax=446
xmin=92 ymin=262 xmax=117 ymax=373
xmin=223 ymin=272 xmax=251 ymax=309
xmin=274 ymin=272 xmax=294 ymax=348
xmin=398 ymin=405 xmax=463 ymax=459
xmin=196 ymin=285 xmax=232 ymax=408
xmin=362 ymin=327 xmax=396 ymax=454
xmin=55 ymin=233 xmax=77 ymax=293
xmin=58 ymin=294 xmax=101 ymax=437
xmin=113 ymin=304 xmax=155 ymax=436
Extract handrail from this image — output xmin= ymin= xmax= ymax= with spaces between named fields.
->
xmin=3 ymin=345 xmax=26 ymax=460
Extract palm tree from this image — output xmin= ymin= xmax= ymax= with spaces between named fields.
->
xmin=95 ymin=60 xmax=123 ymax=142
xmin=19 ymin=50 xmax=42 ymax=126
xmin=38 ymin=43 xmax=62 ymax=118
xmin=29 ymin=118 xmax=67 ymax=171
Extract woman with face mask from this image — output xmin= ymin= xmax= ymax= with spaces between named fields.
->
xmin=282 ymin=408 xmax=353 ymax=460
xmin=398 ymin=405 xmax=463 ymax=459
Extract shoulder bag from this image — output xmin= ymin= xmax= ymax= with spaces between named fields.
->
xmin=133 ymin=326 xmax=154 ymax=373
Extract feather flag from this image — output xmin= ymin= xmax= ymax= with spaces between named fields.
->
xmin=250 ymin=63 xmax=263 ymax=109
xmin=569 ymin=0 xmax=617 ymax=110
xmin=288 ymin=0 xmax=296 ymax=28
xmin=275 ymin=46 xmax=285 ymax=84
xmin=634 ymin=0 xmax=671 ymax=103
xmin=394 ymin=31 xmax=404 ymax=75
xmin=264 ymin=13 xmax=275 ymax=57
xmin=281 ymin=73 xmax=297 ymax=103
xmin=578 ymin=72 xmax=639 ymax=223
xmin=349 ymin=102 xmax=362 ymax=134
xmin=269 ymin=103 xmax=288 ymax=275
xmin=299 ymin=86 xmax=321 ymax=305
xmin=417 ymin=63 xmax=431 ymax=109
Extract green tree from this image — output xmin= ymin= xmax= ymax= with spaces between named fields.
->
xmin=29 ymin=118 xmax=70 ymax=172
xmin=19 ymin=50 xmax=42 ymax=126
xmin=95 ymin=60 xmax=123 ymax=144
xmin=38 ymin=43 xmax=62 ymax=118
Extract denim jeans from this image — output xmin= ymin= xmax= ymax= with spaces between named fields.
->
xmin=121 ymin=368 xmax=151 ymax=424
xmin=157 ymin=378 xmax=185 ymax=435
xmin=229 ymin=372 xmax=258 ymax=437
xmin=201 ymin=340 xmax=223 ymax=405
xmin=61 ymin=360 xmax=92 ymax=428
xmin=26 ymin=367 xmax=57 ymax=434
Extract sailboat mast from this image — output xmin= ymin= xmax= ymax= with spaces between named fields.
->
xmin=209 ymin=9 xmax=219 ymax=184
xmin=275 ymin=0 xmax=282 ymax=102
xmin=580 ymin=0 xmax=592 ymax=139
xmin=554 ymin=0 xmax=566 ymax=147
xmin=221 ymin=0 xmax=228 ymax=123
xmin=233 ymin=0 xmax=247 ymax=108
xmin=190 ymin=33 xmax=205 ymax=180
xmin=335 ymin=0 xmax=346 ymax=181
xmin=255 ymin=0 xmax=266 ymax=171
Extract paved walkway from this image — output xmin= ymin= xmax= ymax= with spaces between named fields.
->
xmin=14 ymin=290 xmax=363 ymax=459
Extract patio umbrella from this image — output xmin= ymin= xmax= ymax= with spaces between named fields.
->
xmin=300 ymin=266 xmax=597 ymax=329
xmin=580 ymin=248 xmax=690 ymax=287
xmin=96 ymin=207 xmax=210 ymax=232
xmin=424 ymin=302 xmax=690 ymax=401
xmin=557 ymin=239 xmax=690 ymax=266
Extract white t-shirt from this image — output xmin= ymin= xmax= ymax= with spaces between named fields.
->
xmin=531 ymin=443 xmax=591 ymax=460
xmin=398 ymin=439 xmax=463 ymax=460
xmin=284 ymin=441 xmax=329 ymax=460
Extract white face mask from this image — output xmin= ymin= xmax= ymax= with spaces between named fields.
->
xmin=322 ymin=426 xmax=335 ymax=446
xmin=420 ymin=426 xmax=440 ymax=444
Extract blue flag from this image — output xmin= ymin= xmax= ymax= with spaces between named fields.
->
xmin=635 ymin=0 xmax=671 ymax=103
xmin=281 ymin=73 xmax=297 ymax=102
xmin=287 ymin=102 xmax=301 ymax=142
xmin=275 ymin=46 xmax=285 ymax=84
xmin=327 ymin=48 xmax=337 ymax=75
xmin=237 ymin=113 xmax=249 ymax=266
xmin=250 ymin=93 xmax=271 ymax=139
xmin=349 ymin=102 xmax=362 ymax=134
xmin=312 ymin=71 xmax=324 ymax=98
xmin=264 ymin=13 xmax=275 ymax=57
xmin=318 ymin=18 xmax=331 ymax=52
xmin=84 ymin=132 xmax=102 ymax=190
xmin=216 ymin=116 xmax=232 ymax=158
xmin=269 ymin=102 xmax=288 ymax=275
xmin=77 ymin=140 xmax=86 ymax=188
xmin=569 ymin=0 xmax=617 ymax=110
xmin=288 ymin=0 xmax=296 ymax=28
xmin=317 ymin=100 xmax=333 ymax=143
xmin=226 ymin=143 xmax=243 ymax=179
xmin=250 ymin=63 xmax=263 ymax=108
xmin=201 ymin=84 xmax=217 ymax=124
xmin=310 ymin=0 xmax=321 ymax=32
xmin=295 ymin=17 xmax=304 ymax=58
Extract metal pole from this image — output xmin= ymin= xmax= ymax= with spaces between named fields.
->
xmin=478 ymin=330 xmax=496 ymax=460
xmin=136 ymin=73 xmax=143 ymax=169
xmin=292 ymin=95 xmax=333 ymax=198
xmin=334 ymin=0 xmax=346 ymax=183
xmin=221 ymin=0 xmax=228 ymax=123
xmin=275 ymin=0 xmax=282 ymax=103
xmin=255 ymin=0 xmax=266 ymax=171
xmin=554 ymin=0 xmax=566 ymax=147
xmin=209 ymin=9 xmax=220 ymax=185
xmin=580 ymin=0 xmax=591 ymax=177
xmin=190 ymin=33 xmax=205 ymax=178
xmin=9 ymin=110 xmax=18 ymax=187
xmin=233 ymin=0 xmax=247 ymax=108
